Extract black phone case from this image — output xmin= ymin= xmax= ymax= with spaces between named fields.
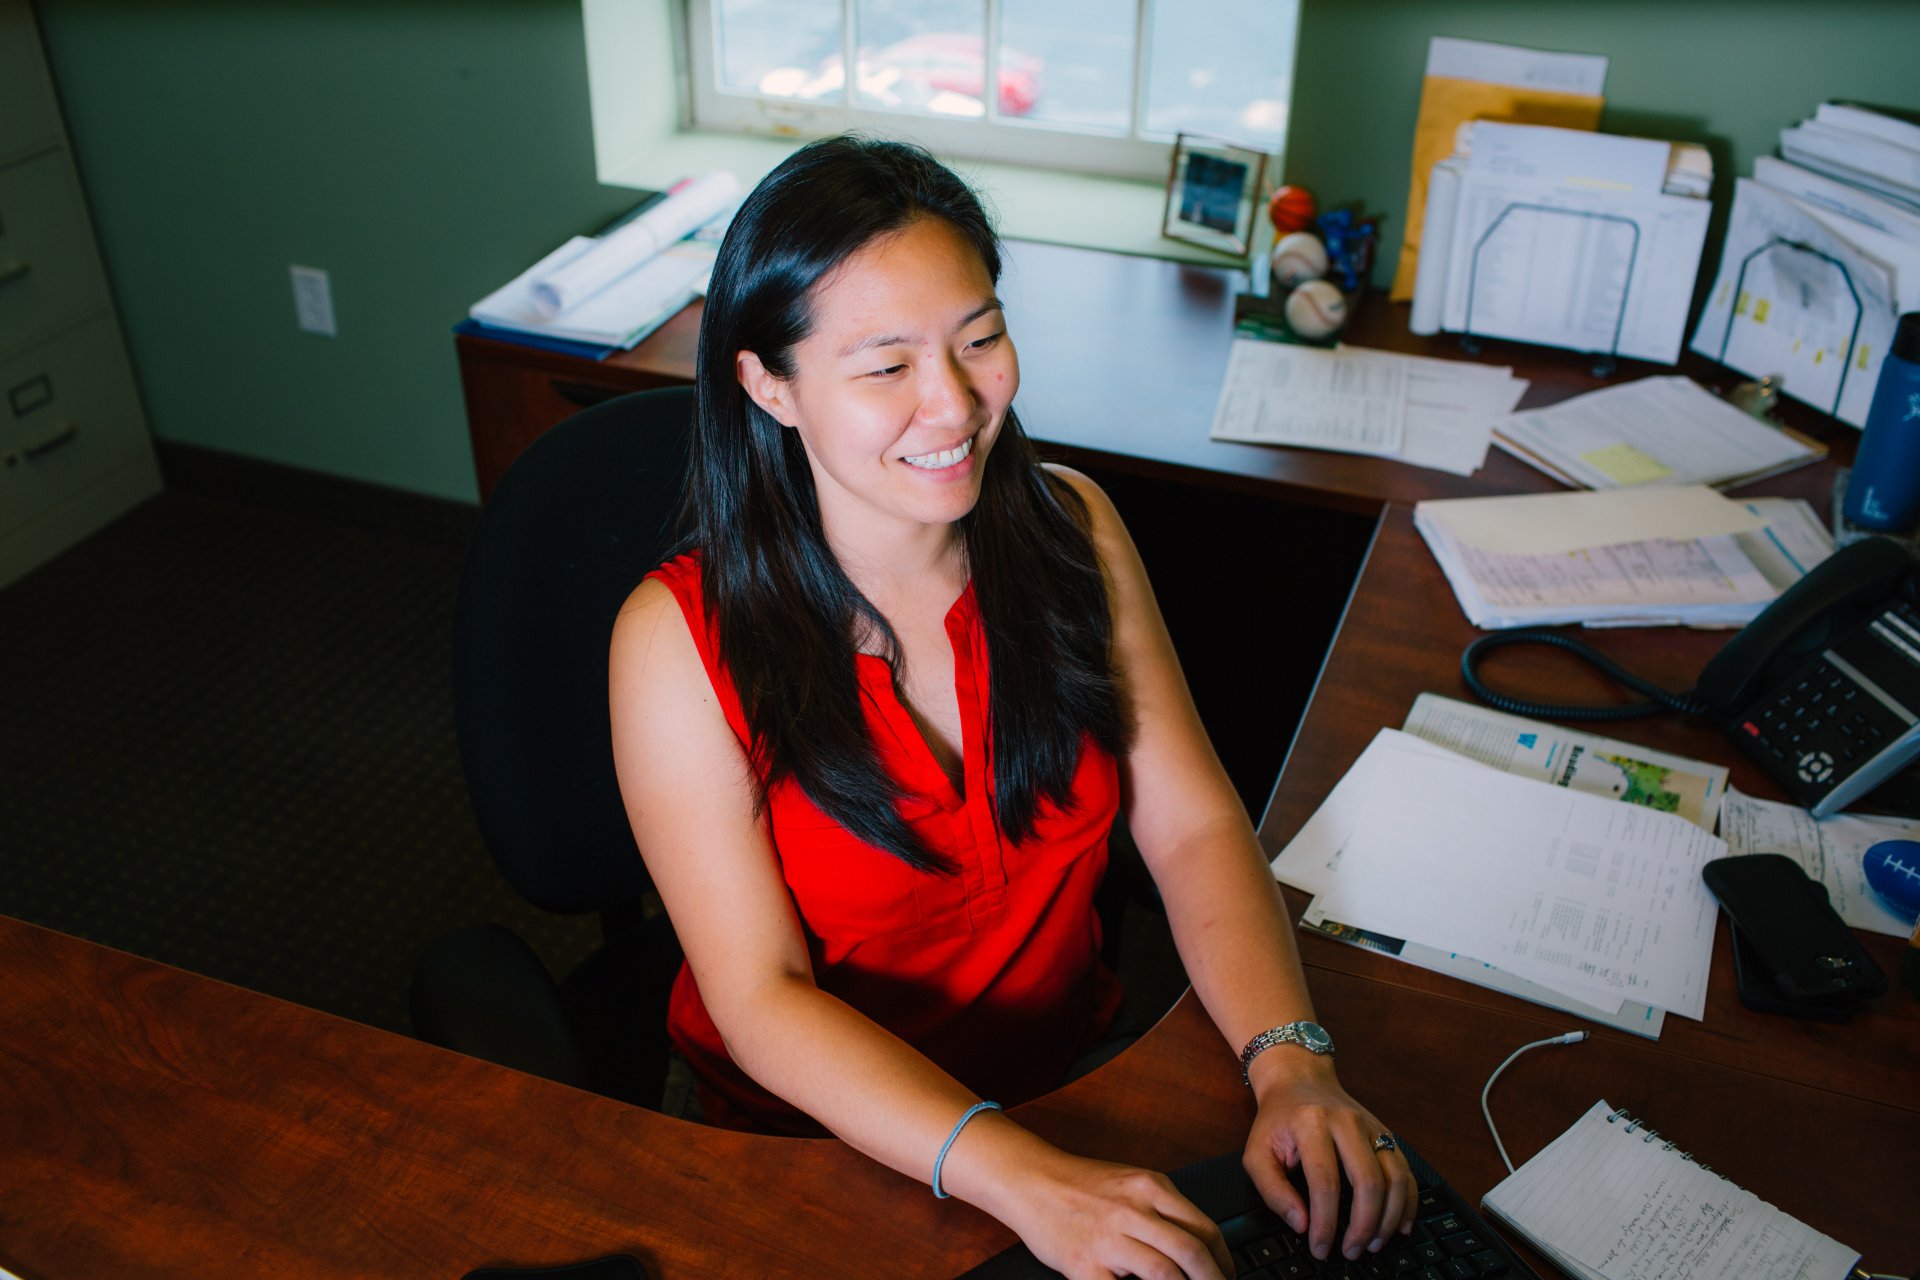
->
xmin=1702 ymin=854 xmax=1886 ymax=1005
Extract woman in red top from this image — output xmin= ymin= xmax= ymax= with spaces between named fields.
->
xmin=609 ymin=136 xmax=1412 ymax=1278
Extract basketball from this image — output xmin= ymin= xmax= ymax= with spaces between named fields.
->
xmin=1284 ymin=278 xmax=1349 ymax=340
xmin=1270 ymin=232 xmax=1329 ymax=289
xmin=1268 ymin=185 xmax=1317 ymax=234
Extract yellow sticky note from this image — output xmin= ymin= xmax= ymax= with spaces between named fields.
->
xmin=1754 ymin=297 xmax=1771 ymax=324
xmin=1580 ymin=443 xmax=1674 ymax=486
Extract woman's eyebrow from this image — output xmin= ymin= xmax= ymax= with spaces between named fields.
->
xmin=836 ymin=298 xmax=1005 ymax=359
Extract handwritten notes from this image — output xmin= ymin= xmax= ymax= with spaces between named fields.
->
xmin=1483 ymin=1100 xmax=1859 ymax=1280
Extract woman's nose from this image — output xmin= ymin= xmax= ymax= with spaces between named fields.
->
xmin=917 ymin=352 xmax=974 ymax=426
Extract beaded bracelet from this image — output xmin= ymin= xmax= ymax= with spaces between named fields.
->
xmin=931 ymin=1101 xmax=1002 ymax=1199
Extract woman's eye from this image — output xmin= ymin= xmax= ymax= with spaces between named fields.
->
xmin=868 ymin=363 xmax=907 ymax=378
xmin=966 ymin=332 xmax=1003 ymax=351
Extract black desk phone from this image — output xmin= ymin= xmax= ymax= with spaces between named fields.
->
xmin=1464 ymin=535 xmax=1920 ymax=818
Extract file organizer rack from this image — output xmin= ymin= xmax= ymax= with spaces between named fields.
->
xmin=1714 ymin=237 xmax=1862 ymax=420
xmin=1458 ymin=203 xmax=1641 ymax=378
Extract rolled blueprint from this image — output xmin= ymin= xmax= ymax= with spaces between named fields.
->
xmin=531 ymin=170 xmax=741 ymax=319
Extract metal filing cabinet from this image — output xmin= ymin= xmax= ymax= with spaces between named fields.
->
xmin=0 ymin=0 xmax=160 ymax=590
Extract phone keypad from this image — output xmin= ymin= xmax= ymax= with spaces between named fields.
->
xmin=1736 ymin=659 xmax=1905 ymax=804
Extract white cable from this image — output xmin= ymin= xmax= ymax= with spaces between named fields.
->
xmin=1480 ymin=1031 xmax=1590 ymax=1173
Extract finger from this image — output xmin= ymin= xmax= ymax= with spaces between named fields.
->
xmin=1294 ymin=1116 xmax=1342 ymax=1260
xmin=1371 ymin=1150 xmax=1411 ymax=1252
xmin=1242 ymin=1140 xmax=1308 ymax=1237
xmin=1144 ymin=1188 xmax=1234 ymax=1279
xmin=1105 ymin=1232 xmax=1201 ymax=1280
xmin=1391 ymin=1149 xmax=1420 ymax=1236
xmin=1328 ymin=1122 xmax=1389 ymax=1260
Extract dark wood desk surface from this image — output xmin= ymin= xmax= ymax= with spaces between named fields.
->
xmin=5 ymin=250 xmax=1905 ymax=1278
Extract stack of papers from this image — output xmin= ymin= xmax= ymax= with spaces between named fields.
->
xmin=1289 ymin=695 xmax=1739 ymax=1038
xmin=1410 ymin=121 xmax=1712 ymax=364
xmin=1690 ymin=104 xmax=1920 ymax=428
xmin=1494 ymin=375 xmax=1824 ymax=490
xmin=1273 ymin=717 xmax=1724 ymax=1029
xmin=1390 ymin=37 xmax=1608 ymax=303
xmin=1208 ymin=340 xmax=1527 ymax=476
xmin=469 ymin=171 xmax=741 ymax=352
xmin=1414 ymin=485 xmax=1833 ymax=629
xmin=1779 ymin=102 xmax=1920 ymax=215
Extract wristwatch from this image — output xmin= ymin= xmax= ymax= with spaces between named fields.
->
xmin=1239 ymin=1021 xmax=1335 ymax=1085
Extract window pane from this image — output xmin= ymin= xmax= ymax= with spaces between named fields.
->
xmin=852 ymin=0 xmax=992 ymax=119
xmin=715 ymin=0 xmax=844 ymax=102
xmin=999 ymin=0 xmax=1134 ymax=131
xmin=1144 ymin=0 xmax=1296 ymax=151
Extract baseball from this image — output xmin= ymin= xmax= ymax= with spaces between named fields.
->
xmin=1270 ymin=231 xmax=1329 ymax=289
xmin=1284 ymin=278 xmax=1349 ymax=340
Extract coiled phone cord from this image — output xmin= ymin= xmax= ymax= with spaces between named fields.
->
xmin=1461 ymin=629 xmax=1711 ymax=722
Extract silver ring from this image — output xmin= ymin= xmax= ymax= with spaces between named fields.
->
xmin=1371 ymin=1132 xmax=1397 ymax=1153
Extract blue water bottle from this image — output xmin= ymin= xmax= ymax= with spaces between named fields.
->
xmin=1844 ymin=311 xmax=1920 ymax=532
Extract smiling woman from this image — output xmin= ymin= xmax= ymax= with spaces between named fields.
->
xmin=607 ymin=136 xmax=1415 ymax=1278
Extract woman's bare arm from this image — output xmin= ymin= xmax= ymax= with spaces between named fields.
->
xmin=1051 ymin=467 xmax=1417 ymax=1264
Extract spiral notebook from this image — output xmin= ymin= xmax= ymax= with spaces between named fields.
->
xmin=1482 ymin=1100 xmax=1859 ymax=1280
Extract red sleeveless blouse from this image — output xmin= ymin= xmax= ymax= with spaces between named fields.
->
xmin=647 ymin=554 xmax=1125 ymax=1134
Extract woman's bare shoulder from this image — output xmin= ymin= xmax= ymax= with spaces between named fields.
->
xmin=610 ymin=574 xmax=707 ymax=708
xmin=1040 ymin=462 xmax=1133 ymax=556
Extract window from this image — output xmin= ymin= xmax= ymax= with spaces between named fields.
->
xmin=683 ymin=0 xmax=1301 ymax=180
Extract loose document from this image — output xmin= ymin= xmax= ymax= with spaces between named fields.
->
xmin=1719 ymin=787 xmax=1919 ymax=937
xmin=1273 ymin=726 xmax=1722 ymax=1024
xmin=1209 ymin=340 xmax=1526 ymax=476
xmin=1494 ymin=376 xmax=1822 ymax=491
xmin=1413 ymin=486 xmax=1833 ymax=629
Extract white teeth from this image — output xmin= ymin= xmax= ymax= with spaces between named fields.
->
xmin=903 ymin=437 xmax=974 ymax=470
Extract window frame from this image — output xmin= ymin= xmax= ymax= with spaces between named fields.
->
xmin=680 ymin=0 xmax=1284 ymax=182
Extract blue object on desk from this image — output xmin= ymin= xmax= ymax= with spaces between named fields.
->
xmin=453 ymin=317 xmax=618 ymax=361
xmin=1864 ymin=839 xmax=1920 ymax=920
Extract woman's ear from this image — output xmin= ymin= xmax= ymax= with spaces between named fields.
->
xmin=737 ymin=351 xmax=798 ymax=428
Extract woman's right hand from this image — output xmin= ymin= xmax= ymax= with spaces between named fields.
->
xmin=988 ymin=1145 xmax=1233 ymax=1280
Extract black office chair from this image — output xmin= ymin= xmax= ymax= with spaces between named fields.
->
xmin=410 ymin=386 xmax=693 ymax=1111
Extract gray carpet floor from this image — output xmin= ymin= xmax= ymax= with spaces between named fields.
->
xmin=0 ymin=490 xmax=600 ymax=1036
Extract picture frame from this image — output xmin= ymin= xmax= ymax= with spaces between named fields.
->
xmin=1162 ymin=133 xmax=1267 ymax=259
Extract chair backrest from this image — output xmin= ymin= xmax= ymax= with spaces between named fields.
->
xmin=452 ymin=387 xmax=694 ymax=914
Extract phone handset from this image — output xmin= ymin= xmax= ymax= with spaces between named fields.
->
xmin=1693 ymin=535 xmax=1912 ymax=716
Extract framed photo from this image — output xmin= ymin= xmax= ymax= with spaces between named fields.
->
xmin=1162 ymin=133 xmax=1267 ymax=258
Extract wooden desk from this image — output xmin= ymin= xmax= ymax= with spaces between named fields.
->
xmin=1256 ymin=506 xmax=1919 ymax=1270
xmin=6 ymin=256 xmax=1904 ymax=1278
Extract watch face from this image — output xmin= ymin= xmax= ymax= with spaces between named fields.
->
xmin=1298 ymin=1023 xmax=1332 ymax=1052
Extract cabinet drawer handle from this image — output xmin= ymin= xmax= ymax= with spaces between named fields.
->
xmin=21 ymin=422 xmax=77 ymax=459
xmin=550 ymin=378 xmax=624 ymax=409
xmin=0 ymin=259 xmax=29 ymax=288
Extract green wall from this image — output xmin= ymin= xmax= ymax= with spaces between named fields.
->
xmin=1287 ymin=1 xmax=1920 ymax=294
xmin=32 ymin=1 xmax=1920 ymax=503
xmin=35 ymin=0 xmax=635 ymax=503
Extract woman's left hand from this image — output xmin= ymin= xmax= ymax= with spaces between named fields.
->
xmin=1240 ymin=1052 xmax=1417 ymax=1264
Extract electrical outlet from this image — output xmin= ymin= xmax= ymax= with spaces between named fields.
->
xmin=290 ymin=265 xmax=336 ymax=336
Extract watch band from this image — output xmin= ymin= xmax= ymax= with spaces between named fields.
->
xmin=1239 ymin=1021 xmax=1334 ymax=1086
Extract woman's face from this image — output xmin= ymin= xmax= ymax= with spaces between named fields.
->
xmin=738 ymin=215 xmax=1019 ymax=547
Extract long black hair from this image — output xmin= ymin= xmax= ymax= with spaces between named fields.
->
xmin=678 ymin=135 xmax=1126 ymax=872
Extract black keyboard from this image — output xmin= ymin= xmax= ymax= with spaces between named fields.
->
xmin=955 ymin=1140 xmax=1539 ymax=1279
